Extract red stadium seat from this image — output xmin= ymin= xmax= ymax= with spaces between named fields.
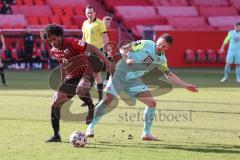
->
xmin=13 ymin=24 xmax=26 ymax=29
xmin=199 ymin=7 xmax=238 ymax=17
xmin=47 ymin=0 xmax=88 ymax=7
xmin=132 ymin=25 xmax=175 ymax=37
xmin=0 ymin=15 xmax=27 ymax=27
xmin=123 ymin=17 xmax=166 ymax=28
xmin=34 ymin=0 xmax=45 ymax=5
xmin=208 ymin=16 xmax=240 ymax=28
xmin=230 ymin=0 xmax=240 ymax=7
xmin=17 ymin=5 xmax=52 ymax=16
xmin=184 ymin=49 xmax=196 ymax=62
xmin=196 ymin=49 xmax=207 ymax=62
xmin=216 ymin=25 xmax=233 ymax=31
xmin=60 ymin=15 xmax=72 ymax=26
xmin=72 ymin=16 xmax=86 ymax=27
xmin=191 ymin=0 xmax=229 ymax=6
xmin=22 ymin=0 xmax=34 ymax=5
xmin=151 ymin=0 xmax=189 ymax=6
xmin=2 ymin=24 xmax=12 ymax=29
xmin=50 ymin=16 xmax=61 ymax=24
xmin=206 ymin=49 xmax=217 ymax=62
xmin=157 ymin=6 xmax=198 ymax=16
xmin=52 ymin=6 xmax=63 ymax=15
xmin=217 ymin=50 xmax=226 ymax=62
xmin=63 ymin=6 xmax=75 ymax=15
xmin=28 ymin=16 xmax=39 ymax=25
xmin=16 ymin=0 xmax=23 ymax=5
xmin=103 ymin=0 xmax=151 ymax=11
xmin=74 ymin=5 xmax=84 ymax=15
xmin=39 ymin=16 xmax=50 ymax=25
xmin=167 ymin=17 xmax=211 ymax=30
xmin=114 ymin=6 xmax=157 ymax=20
xmin=67 ymin=25 xmax=79 ymax=29
xmin=11 ymin=49 xmax=23 ymax=61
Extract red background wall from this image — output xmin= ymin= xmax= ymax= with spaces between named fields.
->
xmin=156 ymin=31 xmax=228 ymax=68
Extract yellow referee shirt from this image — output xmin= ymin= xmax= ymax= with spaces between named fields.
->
xmin=82 ymin=18 xmax=107 ymax=49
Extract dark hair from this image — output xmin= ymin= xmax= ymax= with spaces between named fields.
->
xmin=160 ymin=33 xmax=173 ymax=44
xmin=85 ymin=5 xmax=96 ymax=12
xmin=103 ymin=16 xmax=112 ymax=21
xmin=235 ymin=22 xmax=240 ymax=26
xmin=40 ymin=24 xmax=64 ymax=40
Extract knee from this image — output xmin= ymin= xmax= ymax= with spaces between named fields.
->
xmin=52 ymin=92 xmax=69 ymax=107
xmin=146 ymin=99 xmax=157 ymax=107
xmin=103 ymin=94 xmax=114 ymax=105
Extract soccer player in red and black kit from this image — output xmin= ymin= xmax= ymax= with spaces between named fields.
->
xmin=40 ymin=24 xmax=112 ymax=142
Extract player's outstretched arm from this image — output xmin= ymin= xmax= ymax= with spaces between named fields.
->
xmin=85 ymin=44 xmax=114 ymax=74
xmin=165 ymin=72 xmax=198 ymax=92
xmin=0 ymin=32 xmax=6 ymax=50
xmin=220 ymin=32 xmax=230 ymax=53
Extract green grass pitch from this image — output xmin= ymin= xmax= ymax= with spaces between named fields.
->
xmin=0 ymin=69 xmax=239 ymax=160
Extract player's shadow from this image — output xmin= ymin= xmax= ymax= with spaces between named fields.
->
xmin=94 ymin=142 xmax=240 ymax=154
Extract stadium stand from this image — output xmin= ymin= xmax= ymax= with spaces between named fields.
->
xmin=184 ymin=49 xmax=196 ymax=62
xmin=156 ymin=6 xmax=199 ymax=17
xmin=206 ymin=49 xmax=217 ymax=62
xmin=190 ymin=0 xmax=229 ymax=6
xmin=196 ymin=49 xmax=207 ymax=62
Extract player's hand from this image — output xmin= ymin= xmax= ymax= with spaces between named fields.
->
xmin=108 ymin=61 xmax=115 ymax=75
xmin=185 ymin=84 xmax=198 ymax=92
xmin=126 ymin=58 xmax=135 ymax=65
xmin=219 ymin=47 xmax=225 ymax=54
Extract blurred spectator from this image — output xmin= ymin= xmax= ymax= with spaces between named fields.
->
xmin=0 ymin=33 xmax=7 ymax=87
xmin=23 ymin=29 xmax=34 ymax=68
xmin=102 ymin=16 xmax=112 ymax=29
xmin=2 ymin=0 xmax=16 ymax=5
xmin=33 ymin=41 xmax=49 ymax=61
xmin=0 ymin=31 xmax=6 ymax=58
xmin=10 ymin=41 xmax=24 ymax=60
xmin=1 ymin=3 xmax=13 ymax=14
xmin=0 ymin=57 xmax=7 ymax=86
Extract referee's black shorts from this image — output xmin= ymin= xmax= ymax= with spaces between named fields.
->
xmin=88 ymin=48 xmax=107 ymax=73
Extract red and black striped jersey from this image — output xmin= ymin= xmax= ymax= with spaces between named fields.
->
xmin=50 ymin=38 xmax=93 ymax=79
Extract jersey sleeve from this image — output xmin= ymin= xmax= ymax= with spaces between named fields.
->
xmin=131 ymin=40 xmax=155 ymax=52
xmin=157 ymin=54 xmax=170 ymax=74
xmin=99 ymin=20 xmax=107 ymax=33
xmin=223 ymin=31 xmax=231 ymax=45
xmin=158 ymin=63 xmax=170 ymax=74
xmin=81 ymin=22 xmax=86 ymax=41
xmin=72 ymin=39 xmax=87 ymax=53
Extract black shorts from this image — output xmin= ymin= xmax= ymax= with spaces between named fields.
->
xmin=88 ymin=48 xmax=106 ymax=73
xmin=58 ymin=75 xmax=94 ymax=98
xmin=0 ymin=67 xmax=4 ymax=72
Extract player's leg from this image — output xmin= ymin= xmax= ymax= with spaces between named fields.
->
xmin=0 ymin=68 xmax=7 ymax=86
xmin=94 ymin=72 xmax=103 ymax=102
xmin=76 ymin=77 xmax=95 ymax=124
xmin=124 ymin=78 xmax=157 ymax=141
xmin=136 ymin=90 xmax=158 ymax=141
xmin=236 ymin=64 xmax=240 ymax=83
xmin=46 ymin=91 xmax=72 ymax=142
xmin=86 ymin=75 xmax=122 ymax=137
xmin=234 ymin=53 xmax=240 ymax=82
xmin=221 ymin=51 xmax=234 ymax=82
xmin=82 ymin=55 xmax=104 ymax=106
xmin=86 ymin=93 xmax=115 ymax=137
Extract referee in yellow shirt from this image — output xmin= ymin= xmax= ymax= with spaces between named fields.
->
xmin=82 ymin=5 xmax=109 ymax=105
